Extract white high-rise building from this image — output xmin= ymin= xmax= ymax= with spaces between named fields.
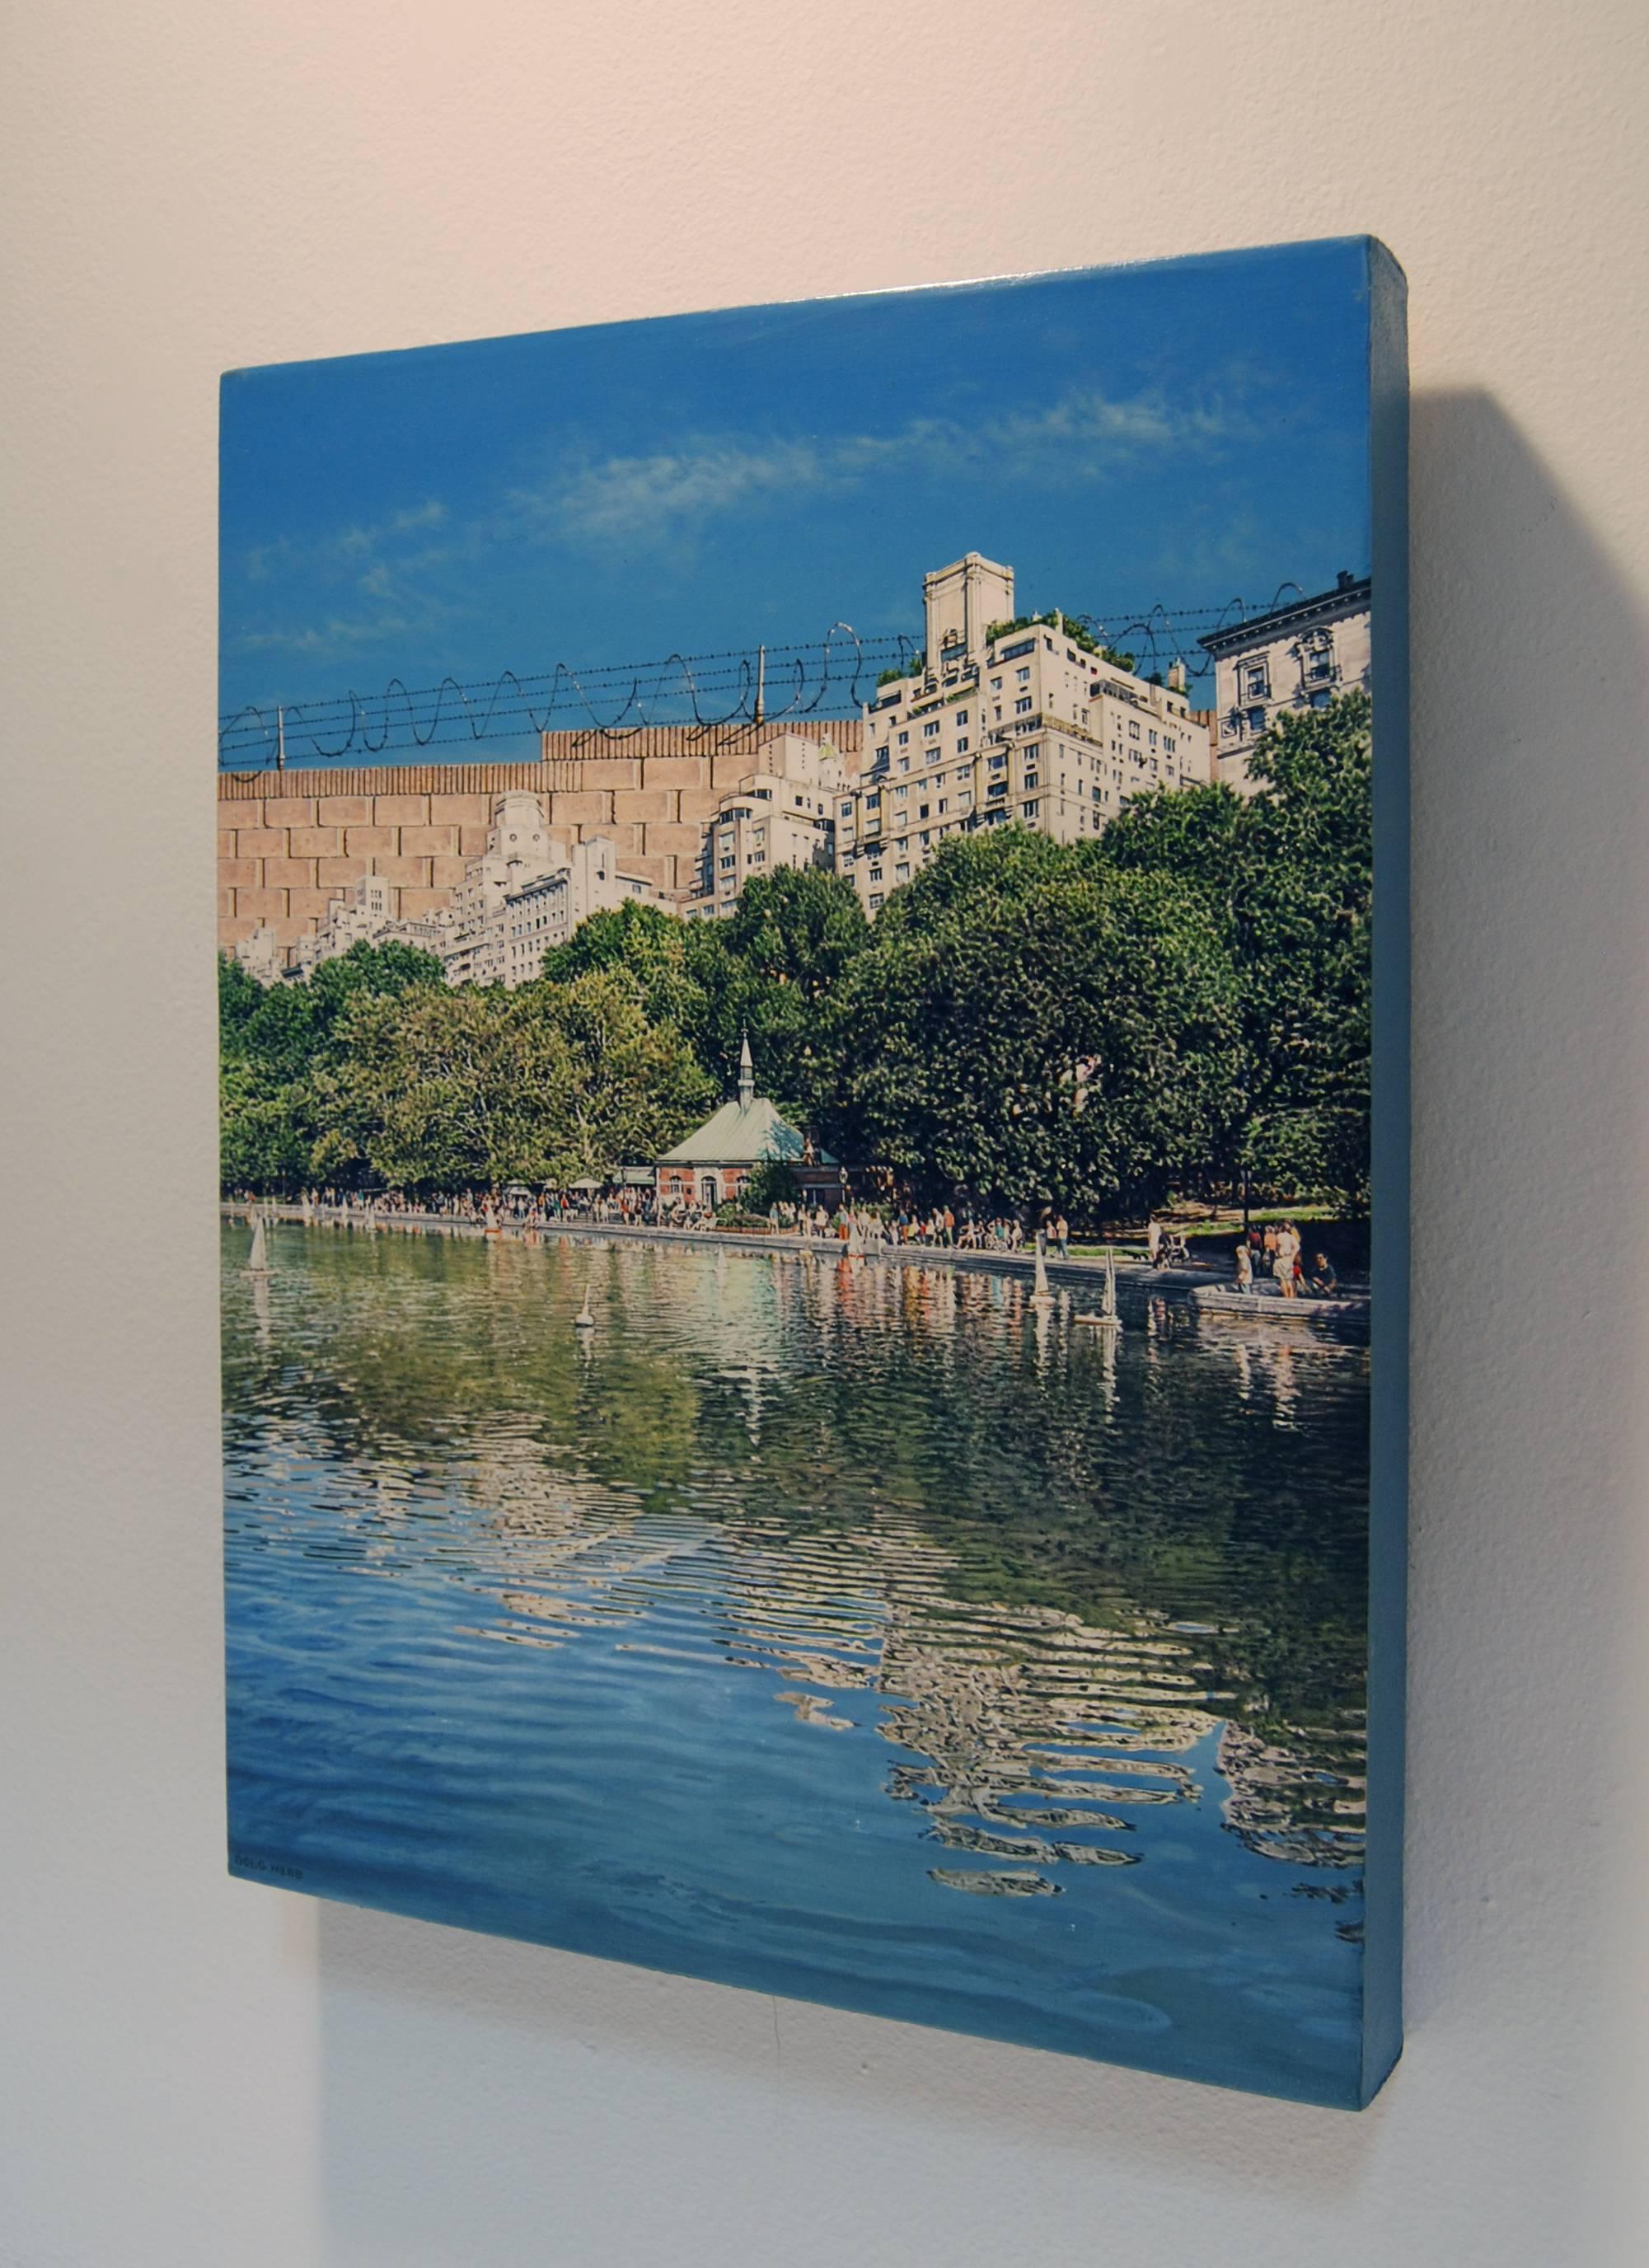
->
xmin=835 ymin=554 xmax=1213 ymax=915
xmin=499 ymin=833 xmax=669 ymax=986
xmin=283 ymin=871 xmax=447 ymax=982
xmin=682 ymin=733 xmax=845 ymax=920
xmin=232 ymin=791 xmax=668 ymax=990
xmin=441 ymin=799 xmax=668 ymax=987
xmin=439 ymin=792 xmax=561 ymax=983
xmin=233 ymin=923 xmax=288 ymax=985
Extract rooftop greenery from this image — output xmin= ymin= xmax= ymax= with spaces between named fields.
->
xmin=985 ymin=612 xmax=1135 ymax=671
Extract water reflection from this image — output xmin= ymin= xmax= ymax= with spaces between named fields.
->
xmin=223 ymin=1221 xmax=1371 ymax=2095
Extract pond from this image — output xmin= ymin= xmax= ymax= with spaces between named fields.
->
xmin=223 ymin=1220 xmax=1371 ymax=2104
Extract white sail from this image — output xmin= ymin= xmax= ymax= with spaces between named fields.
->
xmin=246 ymin=1212 xmax=270 ymax=1275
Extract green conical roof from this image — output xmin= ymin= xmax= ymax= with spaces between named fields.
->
xmin=657 ymin=1094 xmax=836 ymax=1169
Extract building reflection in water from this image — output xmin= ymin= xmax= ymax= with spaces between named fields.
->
xmin=228 ymin=1230 xmax=1366 ymax=1900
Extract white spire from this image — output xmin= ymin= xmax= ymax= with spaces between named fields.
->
xmin=738 ymin=1032 xmax=755 ymax=1108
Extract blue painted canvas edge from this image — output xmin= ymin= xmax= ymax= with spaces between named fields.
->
xmin=1361 ymin=234 xmax=1409 ymax=2108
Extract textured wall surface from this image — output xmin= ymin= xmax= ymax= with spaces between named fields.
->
xmin=4 ymin=4 xmax=1648 ymax=2265
xmin=215 ymin=722 xmax=865 ymax=948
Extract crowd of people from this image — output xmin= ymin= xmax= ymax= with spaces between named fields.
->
xmin=232 ymin=1184 xmax=1347 ymax=1301
xmin=1231 ymin=1221 xmax=1339 ymax=1300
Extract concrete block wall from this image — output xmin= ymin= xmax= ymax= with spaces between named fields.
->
xmin=215 ymin=722 xmax=864 ymax=955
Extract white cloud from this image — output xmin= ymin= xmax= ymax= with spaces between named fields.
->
xmin=233 ymin=612 xmax=412 ymax=657
xmin=232 ymin=499 xmax=469 ymax=660
xmin=513 ymin=387 xmax=1237 ymax=551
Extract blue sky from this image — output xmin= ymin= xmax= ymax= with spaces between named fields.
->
xmin=219 ymin=238 xmax=1375 ymax=758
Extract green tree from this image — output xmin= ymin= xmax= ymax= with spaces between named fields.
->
xmin=743 ymin=1155 xmax=802 ymax=1213
xmin=309 ymin=969 xmax=713 ymax=1193
xmin=218 ymin=940 xmax=448 ymax=1192
xmin=678 ymin=866 xmax=869 ymax=1120
xmin=1087 ymin=696 xmax=1374 ymax=1210
xmin=830 ymin=828 xmax=1242 ymax=1216
xmin=218 ymin=1056 xmax=315 ymax=1190
xmin=1089 ymin=780 xmax=1245 ymax=899
xmin=541 ymin=899 xmax=707 ymax=1031
xmin=1232 ymin=691 xmax=1373 ymax=1209
xmin=218 ymin=952 xmax=264 ymax=1061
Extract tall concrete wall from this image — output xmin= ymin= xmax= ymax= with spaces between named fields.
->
xmin=216 ymin=721 xmax=864 ymax=955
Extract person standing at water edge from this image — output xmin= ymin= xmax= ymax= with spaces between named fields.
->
xmin=1275 ymin=1221 xmax=1301 ymax=1297
xmin=1234 ymin=1240 xmax=1253 ymax=1294
xmin=1054 ymin=1213 xmax=1070 ymax=1259
xmin=1145 ymin=1217 xmax=1161 ymax=1268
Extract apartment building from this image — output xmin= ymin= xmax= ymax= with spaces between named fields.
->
xmin=836 ymin=553 xmax=1212 ymax=915
xmin=233 ymin=922 xmax=288 ymax=985
xmin=1197 ymin=570 xmax=1371 ymax=794
xmin=227 ymin=872 xmax=447 ymax=985
xmin=682 ymin=732 xmax=846 ymax=919
xmin=499 ymin=834 xmax=668 ymax=986
xmin=438 ymin=791 xmax=560 ymax=983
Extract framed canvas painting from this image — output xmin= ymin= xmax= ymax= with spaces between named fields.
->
xmin=218 ymin=238 xmax=1408 ymax=2108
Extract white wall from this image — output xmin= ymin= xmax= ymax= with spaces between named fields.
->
xmin=4 ymin=5 xmax=1647 ymax=2261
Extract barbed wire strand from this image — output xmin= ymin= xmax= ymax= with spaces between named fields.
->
xmin=218 ymin=606 xmax=1270 ymax=770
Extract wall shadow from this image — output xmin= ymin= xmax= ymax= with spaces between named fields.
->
xmin=1397 ymin=386 xmax=1649 ymax=2233
xmin=307 ymin=389 xmax=1649 ymax=2265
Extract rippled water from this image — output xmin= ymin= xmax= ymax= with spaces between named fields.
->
xmin=223 ymin=1220 xmax=1371 ymax=2103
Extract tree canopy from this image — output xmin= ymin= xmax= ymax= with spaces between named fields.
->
xmin=219 ymin=693 xmax=1371 ymax=1213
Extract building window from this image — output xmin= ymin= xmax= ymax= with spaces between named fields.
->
xmin=920 ymin=831 xmax=930 ymax=847
xmin=896 ymin=862 xmax=911 ymax=880
xmin=924 ymin=720 xmax=939 ymax=738
xmin=1244 ymin=665 xmax=1269 ymax=699
xmin=1016 ymin=666 xmax=1031 ymax=684
xmin=1246 ymin=706 xmax=1266 ymax=734
xmin=955 ymin=710 xmax=968 ymax=726
xmin=869 ymin=893 xmax=883 ymax=911
xmin=897 ymin=730 xmax=909 ymax=745
xmin=1023 ymin=774 xmax=1039 ymax=791
xmin=840 ymin=801 xmax=853 ymax=818
xmin=897 ymin=755 xmax=910 ymax=773
xmin=955 ymin=737 xmax=969 ymax=754
xmin=869 ymin=867 xmax=883 ymax=883
xmin=1014 ymin=696 xmax=1033 ymax=715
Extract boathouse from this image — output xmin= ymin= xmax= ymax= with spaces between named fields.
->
xmin=654 ymin=1037 xmax=841 ymax=1210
